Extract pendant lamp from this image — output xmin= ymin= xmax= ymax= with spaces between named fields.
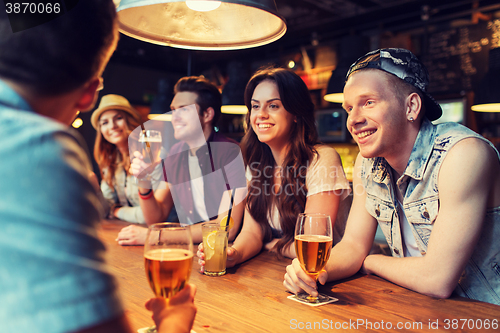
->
xmin=221 ymin=61 xmax=249 ymax=114
xmin=472 ymin=47 xmax=500 ymax=112
xmin=148 ymin=78 xmax=174 ymax=121
xmin=116 ymin=0 xmax=287 ymax=50
xmin=324 ymin=35 xmax=369 ymax=104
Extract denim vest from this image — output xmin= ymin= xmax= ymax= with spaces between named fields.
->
xmin=361 ymin=118 xmax=500 ymax=305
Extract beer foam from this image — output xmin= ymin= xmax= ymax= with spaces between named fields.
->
xmin=295 ymin=235 xmax=332 ymax=242
xmin=145 ymin=248 xmax=193 ymax=261
xmin=139 ymin=137 xmax=162 ymax=143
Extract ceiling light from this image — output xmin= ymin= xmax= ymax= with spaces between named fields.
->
xmin=117 ymin=0 xmax=287 ymax=50
xmin=148 ymin=113 xmax=173 ymax=121
xmin=221 ymin=105 xmax=248 ymax=114
xmin=185 ymin=1 xmax=221 ymax=11
xmin=323 ymin=92 xmax=344 ymax=103
xmin=472 ymin=48 xmax=500 ymax=112
xmin=72 ymin=118 xmax=83 ymax=128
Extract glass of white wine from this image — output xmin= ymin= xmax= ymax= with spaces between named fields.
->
xmin=294 ymin=213 xmax=333 ymax=303
xmin=141 ymin=223 xmax=194 ymax=333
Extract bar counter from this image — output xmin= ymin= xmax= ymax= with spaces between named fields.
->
xmin=97 ymin=220 xmax=500 ymax=332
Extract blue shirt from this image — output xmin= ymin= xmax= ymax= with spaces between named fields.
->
xmin=361 ymin=118 xmax=500 ymax=305
xmin=0 ymin=80 xmax=123 ymax=332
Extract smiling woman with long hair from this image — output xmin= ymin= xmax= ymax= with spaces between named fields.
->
xmin=92 ymin=94 xmax=162 ymax=223
xmin=197 ymin=68 xmax=350 ymax=269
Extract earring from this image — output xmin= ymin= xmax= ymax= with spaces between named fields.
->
xmin=408 ymin=117 xmax=414 ymax=123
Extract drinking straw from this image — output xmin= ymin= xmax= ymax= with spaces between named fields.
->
xmin=225 ymin=188 xmax=235 ymax=228
xmin=208 ymin=141 xmax=234 ymax=228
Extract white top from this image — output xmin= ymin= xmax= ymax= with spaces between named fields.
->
xmin=397 ymin=200 xmax=422 ymax=257
xmin=246 ymin=145 xmax=351 ymax=230
xmin=188 ymin=152 xmax=210 ymax=222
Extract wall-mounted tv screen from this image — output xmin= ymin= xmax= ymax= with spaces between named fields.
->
xmin=315 ymin=109 xmax=346 ymax=142
xmin=433 ymin=98 xmax=466 ymax=125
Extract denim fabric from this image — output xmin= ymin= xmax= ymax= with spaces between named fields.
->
xmin=0 ymin=80 xmax=123 ymax=332
xmin=361 ymin=118 xmax=500 ymax=305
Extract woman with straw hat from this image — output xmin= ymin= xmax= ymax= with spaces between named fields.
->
xmin=92 ymin=94 xmax=162 ymax=223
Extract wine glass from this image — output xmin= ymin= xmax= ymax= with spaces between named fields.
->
xmin=294 ymin=213 xmax=333 ymax=303
xmin=142 ymin=223 xmax=194 ymax=333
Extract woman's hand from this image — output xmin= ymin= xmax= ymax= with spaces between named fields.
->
xmin=283 ymin=258 xmax=328 ymax=297
xmin=196 ymin=242 xmax=205 ymax=273
xmin=145 ymin=283 xmax=197 ymax=333
xmin=116 ymin=225 xmax=148 ymax=246
xmin=196 ymin=243 xmax=241 ymax=274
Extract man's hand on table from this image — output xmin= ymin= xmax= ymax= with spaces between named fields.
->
xmin=116 ymin=225 xmax=148 ymax=246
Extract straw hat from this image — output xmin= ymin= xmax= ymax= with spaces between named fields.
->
xmin=91 ymin=94 xmax=142 ymax=129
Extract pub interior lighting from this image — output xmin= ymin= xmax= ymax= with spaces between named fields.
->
xmin=148 ymin=78 xmax=174 ymax=121
xmin=221 ymin=61 xmax=249 ymax=114
xmin=323 ymin=68 xmax=346 ymax=104
xmin=472 ymin=48 xmax=500 ymax=112
xmin=72 ymin=118 xmax=83 ymax=129
xmin=221 ymin=105 xmax=248 ymax=114
xmin=116 ymin=0 xmax=287 ymax=50
xmin=324 ymin=35 xmax=369 ymax=105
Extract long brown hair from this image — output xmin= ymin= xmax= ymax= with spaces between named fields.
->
xmin=240 ymin=67 xmax=319 ymax=256
xmin=93 ymin=110 xmax=141 ymax=187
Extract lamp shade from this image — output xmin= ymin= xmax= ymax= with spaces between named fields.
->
xmin=324 ymin=66 xmax=347 ymax=104
xmin=324 ymin=35 xmax=369 ymax=104
xmin=117 ymin=0 xmax=287 ymax=50
xmin=221 ymin=61 xmax=249 ymax=114
xmin=148 ymin=78 xmax=174 ymax=121
xmin=472 ymin=48 xmax=500 ymax=112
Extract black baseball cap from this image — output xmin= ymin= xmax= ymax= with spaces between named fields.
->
xmin=346 ymin=48 xmax=442 ymax=121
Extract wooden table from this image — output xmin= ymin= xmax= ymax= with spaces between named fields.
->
xmin=98 ymin=220 xmax=500 ymax=332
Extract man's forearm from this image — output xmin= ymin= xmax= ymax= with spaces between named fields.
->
xmin=324 ymin=239 xmax=369 ymax=282
xmin=362 ymin=254 xmax=454 ymax=299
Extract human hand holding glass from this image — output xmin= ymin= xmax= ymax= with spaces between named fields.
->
xmin=294 ymin=213 xmax=333 ymax=303
xmin=129 ymin=129 xmax=163 ymax=184
xmin=142 ymin=223 xmax=194 ymax=333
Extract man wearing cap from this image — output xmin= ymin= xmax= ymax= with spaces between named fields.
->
xmin=284 ymin=48 xmax=500 ymax=305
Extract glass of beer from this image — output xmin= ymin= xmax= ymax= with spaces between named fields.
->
xmin=139 ymin=129 xmax=162 ymax=165
xmin=294 ymin=213 xmax=333 ymax=303
xmin=129 ymin=129 xmax=163 ymax=184
xmin=143 ymin=223 xmax=193 ymax=332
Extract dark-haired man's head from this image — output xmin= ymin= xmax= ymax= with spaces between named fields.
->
xmin=0 ymin=0 xmax=118 ymax=97
xmin=173 ymin=76 xmax=222 ymax=127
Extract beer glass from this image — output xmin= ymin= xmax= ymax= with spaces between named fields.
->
xmin=139 ymin=130 xmax=162 ymax=165
xmin=142 ymin=223 xmax=193 ymax=333
xmin=129 ymin=129 xmax=163 ymax=184
xmin=294 ymin=213 xmax=333 ymax=303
